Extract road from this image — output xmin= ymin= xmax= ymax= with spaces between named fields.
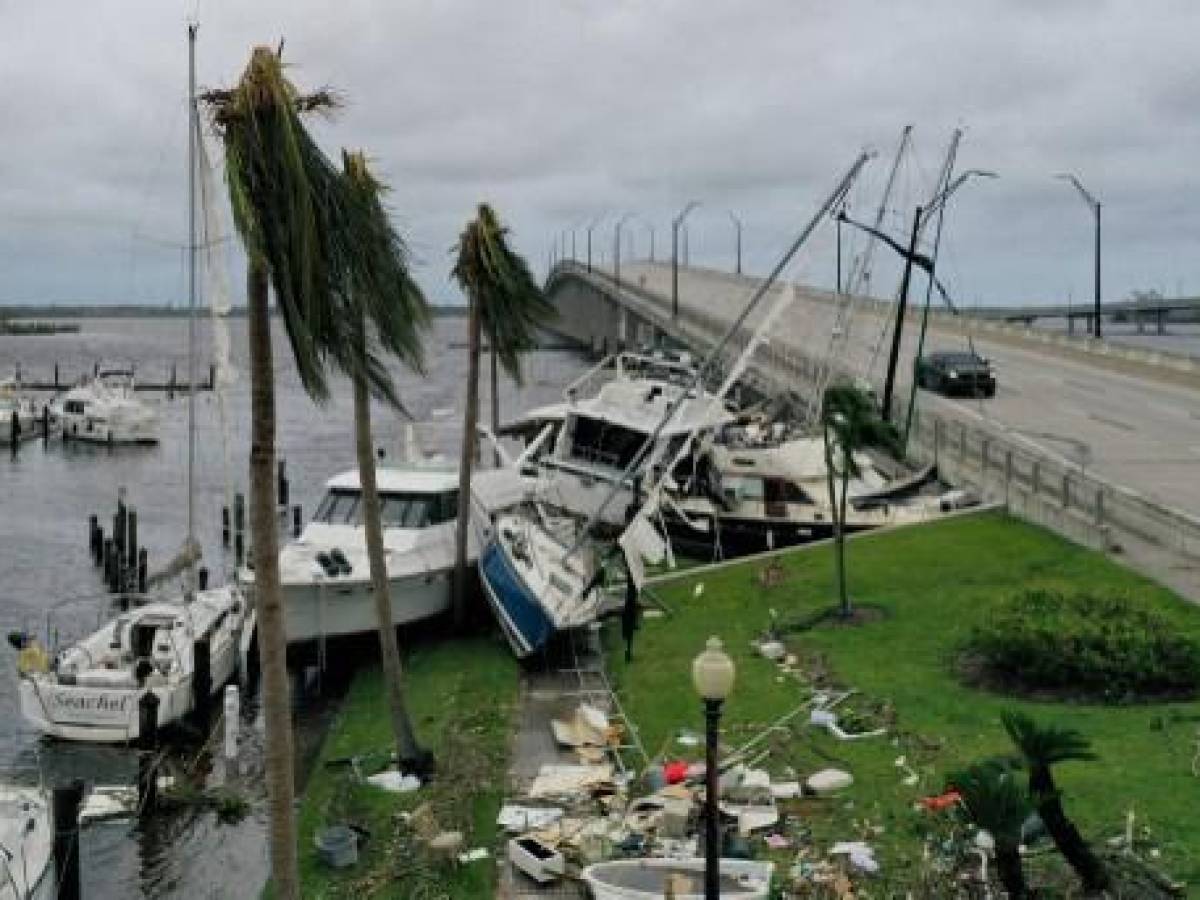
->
xmin=618 ymin=262 xmax=1200 ymax=518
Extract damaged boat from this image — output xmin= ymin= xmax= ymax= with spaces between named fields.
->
xmin=581 ymin=858 xmax=774 ymax=899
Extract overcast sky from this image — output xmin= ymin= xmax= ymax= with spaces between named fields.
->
xmin=1 ymin=0 xmax=1197 ymax=307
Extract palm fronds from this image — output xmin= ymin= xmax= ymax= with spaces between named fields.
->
xmin=452 ymin=203 xmax=554 ymax=385
xmin=821 ymin=383 xmax=900 ymax=477
xmin=1002 ymin=710 xmax=1098 ymax=770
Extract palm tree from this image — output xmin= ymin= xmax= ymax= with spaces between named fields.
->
xmin=450 ymin=204 xmax=554 ymax=627
xmin=203 ymin=48 xmax=410 ymax=898
xmin=820 ymin=384 xmax=899 ymax=618
xmin=951 ymin=760 xmax=1032 ymax=898
xmin=1003 ymin=710 xmax=1110 ymax=893
xmin=341 ymin=150 xmax=431 ymax=767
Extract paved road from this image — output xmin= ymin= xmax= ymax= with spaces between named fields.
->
xmin=617 ymin=262 xmax=1200 ymax=518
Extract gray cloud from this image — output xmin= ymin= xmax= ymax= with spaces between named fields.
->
xmin=0 ymin=0 xmax=1197 ymax=306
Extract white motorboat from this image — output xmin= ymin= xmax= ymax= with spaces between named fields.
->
xmin=0 ymin=785 xmax=52 ymax=900
xmin=511 ymin=352 xmax=733 ymax=527
xmin=52 ymin=368 xmax=158 ymax=445
xmin=581 ymin=858 xmax=774 ymax=899
xmin=14 ymin=587 xmax=249 ymax=743
xmin=255 ymin=466 xmax=473 ymax=649
xmin=478 ymin=511 xmax=604 ymax=659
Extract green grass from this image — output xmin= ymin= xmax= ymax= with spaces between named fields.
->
xmin=291 ymin=633 xmax=519 ymax=899
xmin=609 ymin=511 xmax=1200 ymax=893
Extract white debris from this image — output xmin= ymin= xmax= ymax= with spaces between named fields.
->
xmin=757 ymin=640 xmax=787 ymax=661
xmin=769 ymin=781 xmax=802 ymax=799
xmin=528 ymin=764 xmax=614 ymax=799
xmin=458 ymin=847 xmax=489 ymax=864
xmin=806 ymin=768 xmax=854 ymax=795
xmin=831 ymin=840 xmax=879 ymax=874
xmin=496 ymin=805 xmax=563 ymax=833
xmin=366 ymin=771 xmax=421 ymax=793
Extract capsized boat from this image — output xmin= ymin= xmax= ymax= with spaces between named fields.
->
xmin=13 ymin=587 xmax=249 ymax=743
xmin=0 ymin=785 xmax=52 ymax=900
xmin=479 ymin=511 xmax=605 ymax=659
xmin=581 ymin=858 xmax=773 ymax=899
xmin=52 ymin=367 xmax=158 ymax=445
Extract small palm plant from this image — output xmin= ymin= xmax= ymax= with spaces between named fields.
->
xmin=951 ymin=760 xmax=1032 ymax=898
xmin=450 ymin=204 xmax=554 ymax=627
xmin=1003 ymin=710 xmax=1111 ymax=893
xmin=820 ymin=383 xmax=900 ymax=618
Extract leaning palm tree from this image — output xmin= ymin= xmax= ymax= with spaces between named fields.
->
xmin=951 ymin=760 xmax=1032 ymax=898
xmin=820 ymin=383 xmax=900 ymax=618
xmin=1003 ymin=710 xmax=1110 ymax=893
xmin=341 ymin=150 xmax=431 ymax=767
xmin=203 ymin=48 xmax=411 ymax=898
xmin=450 ymin=204 xmax=554 ymax=627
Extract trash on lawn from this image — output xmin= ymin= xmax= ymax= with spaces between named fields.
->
xmin=314 ymin=824 xmax=359 ymax=869
xmin=755 ymin=639 xmax=787 ymax=661
xmin=427 ymin=830 xmax=465 ymax=859
xmin=830 ymin=840 xmax=879 ymax=874
xmin=457 ymin=847 xmax=490 ymax=865
xmin=894 ymin=755 xmax=921 ymax=786
xmin=722 ymin=784 xmax=779 ymax=835
xmin=675 ymin=729 xmax=701 ymax=747
xmin=508 ymin=835 xmax=564 ymax=883
xmin=551 ymin=703 xmax=611 ymax=748
xmin=770 ymin=780 xmax=802 ymax=800
xmin=497 ymin=804 xmax=563 ymax=833
xmin=78 ymin=785 xmax=139 ymax=824
xmin=528 ymin=763 xmax=615 ymax=799
xmin=765 ymin=832 xmax=791 ymax=850
xmin=365 ymin=770 xmax=421 ymax=793
xmin=806 ymin=768 xmax=854 ymax=795
xmin=919 ymin=789 xmax=961 ymax=812
xmin=809 ymin=708 xmax=887 ymax=741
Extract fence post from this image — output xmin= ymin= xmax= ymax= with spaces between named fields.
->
xmin=1062 ymin=473 xmax=1070 ymax=510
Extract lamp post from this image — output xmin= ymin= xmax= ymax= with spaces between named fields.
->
xmin=586 ymin=215 xmax=603 ymax=274
xmin=728 ymin=211 xmax=742 ymax=275
xmin=692 ymin=636 xmax=735 ymax=900
xmin=672 ymin=200 xmax=700 ymax=318
xmin=1055 ymin=173 xmax=1102 ymax=339
xmin=614 ymin=213 xmax=634 ymax=292
xmin=640 ymin=220 xmax=656 ymax=262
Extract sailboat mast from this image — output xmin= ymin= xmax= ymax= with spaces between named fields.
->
xmin=186 ymin=22 xmax=198 ymax=589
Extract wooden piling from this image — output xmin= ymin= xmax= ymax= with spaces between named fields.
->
xmin=52 ymin=780 xmax=85 ymax=900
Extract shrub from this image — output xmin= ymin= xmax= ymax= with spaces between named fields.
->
xmin=961 ymin=589 xmax=1200 ymax=701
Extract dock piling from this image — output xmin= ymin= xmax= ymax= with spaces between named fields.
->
xmin=52 ymin=780 xmax=85 ymax=900
xmin=293 ymin=505 xmax=302 ymax=538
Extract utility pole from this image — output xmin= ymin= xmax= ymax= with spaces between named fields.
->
xmin=728 ymin=211 xmax=742 ymax=275
xmin=671 ymin=201 xmax=700 ymax=318
xmin=1055 ymin=173 xmax=1102 ymax=339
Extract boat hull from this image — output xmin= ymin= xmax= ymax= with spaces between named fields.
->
xmin=478 ymin=539 xmax=555 ymax=659
xmin=279 ymin=569 xmax=452 ymax=646
xmin=58 ymin=412 xmax=158 ymax=445
xmin=581 ymin=858 xmax=773 ymax=899
xmin=0 ymin=786 xmax=53 ymax=900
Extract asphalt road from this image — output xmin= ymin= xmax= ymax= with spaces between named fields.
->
xmin=619 ymin=262 xmax=1200 ymax=518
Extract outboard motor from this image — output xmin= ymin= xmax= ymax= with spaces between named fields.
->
xmin=315 ymin=551 xmax=340 ymax=578
xmin=329 ymin=548 xmax=352 ymax=576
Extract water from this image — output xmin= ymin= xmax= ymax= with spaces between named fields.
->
xmin=0 ymin=316 xmax=590 ymax=899
xmin=1028 ymin=318 xmax=1200 ymax=358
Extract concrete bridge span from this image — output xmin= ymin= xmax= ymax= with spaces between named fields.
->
xmin=545 ymin=260 xmax=1200 ymax=600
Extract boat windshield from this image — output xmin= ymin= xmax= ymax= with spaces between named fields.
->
xmin=568 ymin=415 xmax=648 ymax=470
xmin=314 ymin=488 xmax=457 ymax=527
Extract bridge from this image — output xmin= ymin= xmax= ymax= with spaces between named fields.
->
xmin=967 ymin=296 xmax=1200 ymax=331
xmin=544 ymin=259 xmax=1200 ymax=601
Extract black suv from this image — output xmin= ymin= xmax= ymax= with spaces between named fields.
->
xmin=915 ymin=350 xmax=996 ymax=398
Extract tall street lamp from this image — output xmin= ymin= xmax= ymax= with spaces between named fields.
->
xmin=693 ymin=636 xmax=735 ymax=900
xmin=639 ymin=220 xmax=656 ymax=262
xmin=586 ymin=215 xmax=603 ymax=274
xmin=727 ymin=211 xmax=742 ymax=275
xmin=672 ymin=200 xmax=700 ymax=318
xmin=614 ymin=213 xmax=635 ymax=292
xmin=1055 ymin=173 xmax=1102 ymax=339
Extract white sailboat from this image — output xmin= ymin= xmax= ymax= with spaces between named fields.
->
xmin=0 ymin=785 xmax=52 ymax=900
xmin=12 ymin=24 xmax=250 ymax=743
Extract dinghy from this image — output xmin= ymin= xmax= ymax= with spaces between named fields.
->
xmin=581 ymin=858 xmax=773 ymax=899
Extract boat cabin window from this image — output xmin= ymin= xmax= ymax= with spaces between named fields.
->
xmin=315 ymin=488 xmax=457 ymax=527
xmin=568 ymin=415 xmax=647 ymax=470
xmin=724 ymin=476 xmax=811 ymax=504
xmin=64 ymin=400 xmax=86 ymax=415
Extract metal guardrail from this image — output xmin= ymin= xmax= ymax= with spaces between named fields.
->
xmin=549 ymin=262 xmax=1200 ymax=568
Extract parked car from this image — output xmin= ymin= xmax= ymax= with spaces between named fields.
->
xmin=915 ymin=350 xmax=996 ymax=398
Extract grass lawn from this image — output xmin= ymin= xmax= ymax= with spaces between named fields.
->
xmin=608 ymin=511 xmax=1200 ymax=894
xmin=287 ymin=632 xmax=519 ymax=899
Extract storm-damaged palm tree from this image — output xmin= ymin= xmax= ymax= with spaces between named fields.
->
xmin=820 ymin=383 xmax=900 ymax=618
xmin=204 ymin=48 xmax=427 ymax=898
xmin=951 ymin=760 xmax=1032 ymax=898
xmin=1003 ymin=710 xmax=1110 ymax=893
xmin=450 ymin=204 xmax=554 ymax=627
xmin=341 ymin=150 xmax=432 ymax=769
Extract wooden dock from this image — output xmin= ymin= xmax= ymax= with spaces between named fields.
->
xmin=13 ymin=362 xmax=216 ymax=393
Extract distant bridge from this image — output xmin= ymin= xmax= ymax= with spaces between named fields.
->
xmin=966 ymin=296 xmax=1200 ymax=332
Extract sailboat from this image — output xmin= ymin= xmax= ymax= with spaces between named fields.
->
xmin=0 ymin=784 xmax=52 ymax=900
xmin=12 ymin=24 xmax=250 ymax=743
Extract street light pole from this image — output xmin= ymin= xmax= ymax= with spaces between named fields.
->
xmin=671 ymin=200 xmax=700 ymax=318
xmin=692 ymin=637 xmax=735 ymax=900
xmin=1055 ymin=173 xmax=1102 ymax=339
xmin=614 ymin=213 xmax=634 ymax=292
xmin=727 ymin=211 xmax=742 ymax=275
xmin=586 ymin=216 xmax=602 ymax=274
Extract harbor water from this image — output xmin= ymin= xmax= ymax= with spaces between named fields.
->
xmin=0 ymin=315 xmax=590 ymax=899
